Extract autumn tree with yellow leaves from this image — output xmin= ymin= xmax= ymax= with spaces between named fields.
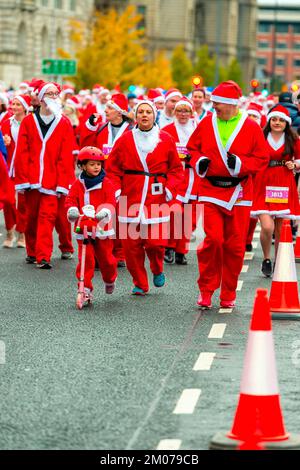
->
xmin=71 ymin=6 xmax=174 ymax=90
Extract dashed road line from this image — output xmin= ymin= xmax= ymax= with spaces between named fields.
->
xmin=244 ymin=252 xmax=254 ymax=260
xmin=252 ymin=241 xmax=258 ymax=249
xmin=173 ymin=389 xmax=201 ymax=414
xmin=208 ymin=323 xmax=226 ymax=339
xmin=157 ymin=439 xmax=182 ymax=450
xmin=237 ymin=280 xmax=243 ymax=291
xmin=253 ymin=232 xmax=260 ymax=239
xmin=193 ymin=352 xmax=216 ymax=371
xmin=241 ymin=265 xmax=249 ymax=273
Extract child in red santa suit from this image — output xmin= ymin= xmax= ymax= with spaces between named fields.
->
xmin=65 ymin=146 xmax=117 ymax=304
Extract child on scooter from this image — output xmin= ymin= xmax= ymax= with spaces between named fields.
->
xmin=65 ymin=146 xmax=117 ymax=308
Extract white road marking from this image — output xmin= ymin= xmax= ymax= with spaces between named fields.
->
xmin=157 ymin=439 xmax=182 ymax=450
xmin=244 ymin=252 xmax=254 ymax=260
xmin=252 ymin=241 xmax=258 ymax=248
xmin=208 ymin=323 xmax=226 ymax=339
xmin=237 ymin=280 xmax=243 ymax=291
xmin=241 ymin=265 xmax=249 ymax=273
xmin=193 ymin=352 xmax=216 ymax=371
xmin=219 ymin=308 xmax=233 ymax=314
xmin=253 ymin=232 xmax=260 ymax=239
xmin=173 ymin=389 xmax=201 ymax=414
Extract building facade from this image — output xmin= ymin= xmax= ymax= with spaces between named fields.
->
xmin=0 ymin=0 xmax=94 ymax=88
xmin=257 ymin=0 xmax=300 ymax=84
xmin=96 ymin=0 xmax=258 ymax=86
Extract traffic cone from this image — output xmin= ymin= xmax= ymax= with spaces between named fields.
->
xmin=294 ymin=223 xmax=300 ymax=262
xmin=269 ymin=219 xmax=300 ymax=320
xmin=210 ymin=289 xmax=300 ymax=449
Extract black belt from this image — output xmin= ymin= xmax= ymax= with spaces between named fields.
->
xmin=124 ymin=170 xmax=167 ymax=183
xmin=185 ymin=163 xmax=192 ymax=169
xmin=268 ymin=159 xmax=287 ymax=167
xmin=206 ymin=175 xmax=247 ymax=188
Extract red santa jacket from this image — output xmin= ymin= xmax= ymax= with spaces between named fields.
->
xmin=1 ymin=117 xmax=22 ymax=177
xmin=0 ymin=152 xmax=15 ymax=205
xmin=14 ymin=113 xmax=75 ymax=195
xmin=80 ymin=120 xmax=131 ymax=152
xmin=106 ymin=128 xmax=184 ymax=224
xmin=65 ymin=175 xmax=116 ymax=239
xmin=163 ymin=122 xmax=198 ymax=203
xmin=187 ymin=111 xmax=269 ymax=211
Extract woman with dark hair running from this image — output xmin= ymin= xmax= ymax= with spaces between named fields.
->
xmin=251 ymin=105 xmax=300 ymax=276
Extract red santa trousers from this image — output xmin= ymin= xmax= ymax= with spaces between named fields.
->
xmin=121 ymin=223 xmax=166 ymax=292
xmin=197 ymin=203 xmax=250 ymax=301
xmin=3 ymin=192 xmax=26 ymax=232
xmin=76 ymin=238 xmax=117 ymax=291
xmin=55 ymin=195 xmax=74 ymax=254
xmin=167 ymin=200 xmax=199 ymax=254
xmin=24 ymin=190 xmax=58 ymax=262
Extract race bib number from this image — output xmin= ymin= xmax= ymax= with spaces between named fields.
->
xmin=265 ymin=186 xmax=289 ymax=203
xmin=103 ymin=144 xmax=112 ymax=159
xmin=176 ymin=144 xmax=189 ymax=160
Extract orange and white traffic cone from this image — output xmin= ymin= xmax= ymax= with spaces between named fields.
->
xmin=294 ymin=223 xmax=300 ymax=262
xmin=270 ymin=219 xmax=300 ymax=320
xmin=210 ymin=288 xmax=300 ymax=450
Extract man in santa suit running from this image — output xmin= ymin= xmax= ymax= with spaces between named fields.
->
xmin=188 ymin=81 xmax=268 ymax=309
xmin=14 ymin=80 xmax=75 ymax=269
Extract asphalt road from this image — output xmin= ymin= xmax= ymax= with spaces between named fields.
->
xmin=0 ymin=217 xmax=300 ymax=450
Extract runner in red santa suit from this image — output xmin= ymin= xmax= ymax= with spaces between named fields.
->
xmin=163 ymin=97 xmax=198 ymax=265
xmin=80 ymin=93 xmax=133 ymax=267
xmin=188 ymin=81 xmax=268 ymax=309
xmin=1 ymin=94 xmax=31 ymax=248
xmin=14 ymin=80 xmax=75 ymax=269
xmin=106 ymin=100 xmax=184 ymax=295
xmin=244 ymin=102 xmax=267 ymax=252
xmin=251 ymin=105 xmax=300 ymax=277
xmin=0 ymin=151 xmax=15 ymax=209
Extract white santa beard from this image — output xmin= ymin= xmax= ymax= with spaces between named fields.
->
xmin=133 ymin=125 xmax=160 ymax=155
xmin=175 ymin=118 xmax=196 ymax=145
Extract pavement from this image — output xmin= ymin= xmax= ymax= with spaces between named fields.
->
xmin=0 ymin=219 xmax=300 ymax=450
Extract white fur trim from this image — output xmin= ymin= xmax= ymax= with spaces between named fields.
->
xmin=175 ymin=100 xmax=193 ymax=110
xmin=267 ymin=111 xmax=291 ymax=125
xmin=247 ymin=110 xmax=261 ymax=119
xmin=211 ymin=95 xmax=239 ymax=105
xmin=38 ymin=83 xmax=53 ymax=101
xmin=166 ymin=91 xmax=182 ymax=101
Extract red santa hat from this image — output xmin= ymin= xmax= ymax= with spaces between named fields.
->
xmin=165 ymin=88 xmax=182 ymax=102
xmin=13 ymin=94 xmax=31 ymax=111
xmin=66 ymin=96 xmax=80 ymax=109
xmin=19 ymin=81 xmax=31 ymax=90
xmin=62 ymin=84 xmax=75 ymax=95
xmin=99 ymin=88 xmax=110 ymax=96
xmin=30 ymin=79 xmax=61 ymax=101
xmin=267 ymin=94 xmax=276 ymax=105
xmin=147 ymin=88 xmax=165 ymax=104
xmin=246 ymin=102 xmax=263 ymax=120
xmin=175 ymin=96 xmax=194 ymax=112
xmin=134 ymin=99 xmax=157 ymax=120
xmin=106 ymin=93 xmax=128 ymax=115
xmin=267 ymin=104 xmax=291 ymax=125
xmin=92 ymin=83 xmax=103 ymax=93
xmin=211 ymin=80 xmax=242 ymax=105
